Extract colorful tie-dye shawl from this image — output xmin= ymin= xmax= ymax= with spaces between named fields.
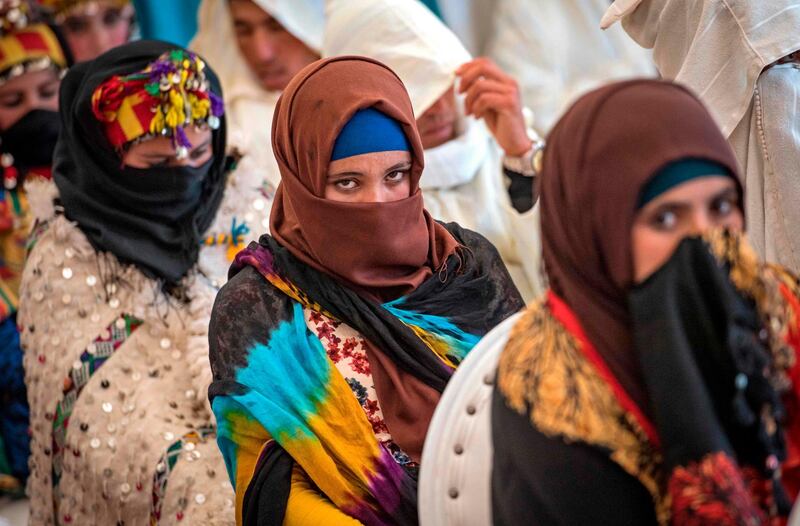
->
xmin=208 ymin=223 xmax=523 ymax=525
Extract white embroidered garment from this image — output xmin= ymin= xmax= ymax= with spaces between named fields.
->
xmin=198 ymin=153 xmax=276 ymax=286
xmin=19 ymin=215 xmax=234 ymax=526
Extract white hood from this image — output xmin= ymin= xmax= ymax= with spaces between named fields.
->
xmin=323 ymin=0 xmax=470 ymax=116
xmin=192 ymin=0 xmax=324 ymax=102
xmin=601 ymin=0 xmax=800 ymax=137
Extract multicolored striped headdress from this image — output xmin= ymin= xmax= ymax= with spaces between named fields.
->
xmin=0 ymin=0 xmax=67 ymax=85
xmin=37 ymin=0 xmax=130 ymax=20
xmin=91 ymin=49 xmax=224 ymax=158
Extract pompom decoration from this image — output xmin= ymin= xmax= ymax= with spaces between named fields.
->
xmin=91 ymin=49 xmax=224 ymax=159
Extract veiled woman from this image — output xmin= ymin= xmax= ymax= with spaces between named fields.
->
xmin=209 ymin=56 xmax=523 ymax=525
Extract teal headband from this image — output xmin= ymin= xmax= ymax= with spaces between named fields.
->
xmin=637 ymin=158 xmax=734 ymax=209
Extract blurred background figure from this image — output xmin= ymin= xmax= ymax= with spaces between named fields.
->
xmin=192 ymin=0 xmax=322 ymax=174
xmin=488 ymin=0 xmax=655 ymax=133
xmin=421 ymin=0 xmax=498 ymax=57
xmin=39 ymin=0 xmax=134 ymax=62
xmin=325 ymin=0 xmax=544 ymax=300
xmin=603 ymin=0 xmax=800 ymax=273
xmin=0 ymin=0 xmax=70 ymax=497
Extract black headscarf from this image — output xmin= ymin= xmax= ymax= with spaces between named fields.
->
xmin=53 ymin=40 xmax=228 ymax=286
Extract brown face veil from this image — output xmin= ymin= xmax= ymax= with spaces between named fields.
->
xmin=269 ymin=56 xmax=458 ymax=302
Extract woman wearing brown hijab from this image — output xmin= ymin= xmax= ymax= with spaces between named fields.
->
xmin=208 ymin=56 xmax=523 ymax=525
xmin=491 ymin=79 xmax=800 ymax=525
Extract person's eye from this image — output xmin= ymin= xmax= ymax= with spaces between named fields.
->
xmin=102 ymin=8 xmax=124 ymax=27
xmin=334 ymin=178 xmax=358 ymax=191
xmin=385 ymin=170 xmax=409 ymax=183
xmin=39 ymin=85 xmax=59 ymax=99
xmin=0 ymin=94 xmax=23 ymax=108
xmin=234 ymin=23 xmax=253 ymax=38
xmin=189 ymin=146 xmax=209 ymax=161
xmin=265 ymin=19 xmax=286 ymax=32
xmin=651 ymin=209 xmax=678 ymax=231
xmin=63 ymin=16 xmax=90 ymax=34
xmin=711 ymin=196 xmax=736 ymax=217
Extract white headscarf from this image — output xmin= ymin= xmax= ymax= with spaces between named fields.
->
xmin=601 ymin=0 xmax=800 ymax=137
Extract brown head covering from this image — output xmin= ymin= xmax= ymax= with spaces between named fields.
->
xmin=538 ymin=79 xmax=742 ymax=411
xmin=269 ymin=56 xmax=458 ymax=301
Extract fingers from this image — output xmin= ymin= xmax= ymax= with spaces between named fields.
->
xmin=463 ymin=78 xmax=514 ymax=116
xmin=456 ymin=57 xmax=514 ymax=94
xmin=471 ymin=92 xmax=512 ymax=120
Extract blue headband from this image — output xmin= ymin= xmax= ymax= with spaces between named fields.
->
xmin=331 ymin=107 xmax=411 ymax=161
xmin=637 ymin=158 xmax=734 ymax=209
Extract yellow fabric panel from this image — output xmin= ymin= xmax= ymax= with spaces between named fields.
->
xmin=116 ymin=92 xmax=147 ymax=141
xmin=284 ymin=464 xmax=363 ymax=526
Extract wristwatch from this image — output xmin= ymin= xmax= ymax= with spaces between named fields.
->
xmin=503 ymin=139 xmax=545 ymax=177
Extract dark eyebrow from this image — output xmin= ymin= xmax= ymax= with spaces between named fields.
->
xmin=712 ymin=186 xmax=739 ymax=200
xmin=192 ymin=139 xmax=212 ymax=151
xmin=328 ymin=171 xmax=364 ymax=179
xmin=139 ymin=139 xmax=212 ymax=159
xmin=385 ymin=162 xmax=412 ymax=173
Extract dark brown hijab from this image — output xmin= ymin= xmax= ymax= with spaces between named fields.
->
xmin=538 ymin=79 xmax=743 ymax=411
xmin=269 ymin=56 xmax=458 ymax=301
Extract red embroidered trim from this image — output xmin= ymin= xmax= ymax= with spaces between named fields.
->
xmin=547 ymin=290 xmax=661 ymax=448
xmin=669 ymin=452 xmax=766 ymax=526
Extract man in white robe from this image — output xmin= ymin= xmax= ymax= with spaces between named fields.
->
xmin=191 ymin=0 xmax=323 ymax=184
xmin=603 ymin=0 xmax=800 ymax=272
xmin=488 ymin=0 xmax=656 ymax=133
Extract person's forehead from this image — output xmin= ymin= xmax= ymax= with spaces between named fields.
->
xmin=0 ymin=69 xmax=59 ymax=93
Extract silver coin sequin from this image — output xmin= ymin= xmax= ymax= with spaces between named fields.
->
xmin=163 ymin=432 xmax=175 ymax=441
xmin=195 ymin=494 xmax=206 ymax=505
xmin=160 ymin=338 xmax=171 ymax=350
xmin=253 ymin=198 xmax=266 ymax=211
xmin=62 ymin=267 xmax=73 ymax=280
xmin=120 ymin=483 xmax=131 ymax=495
xmin=90 ymin=438 xmax=101 ymax=449
xmin=102 ymin=402 xmax=113 ymax=413
xmin=65 ymin=248 xmax=75 ymax=259
xmin=184 ymin=442 xmax=196 ymax=452
xmin=115 ymin=318 xmax=126 ymax=330
xmin=109 ymin=298 xmax=120 ymax=309
xmin=86 ymin=275 xmax=97 ymax=287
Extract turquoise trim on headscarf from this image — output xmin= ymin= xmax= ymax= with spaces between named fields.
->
xmin=331 ymin=108 xmax=411 ymax=161
xmin=637 ymin=158 xmax=733 ymax=209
